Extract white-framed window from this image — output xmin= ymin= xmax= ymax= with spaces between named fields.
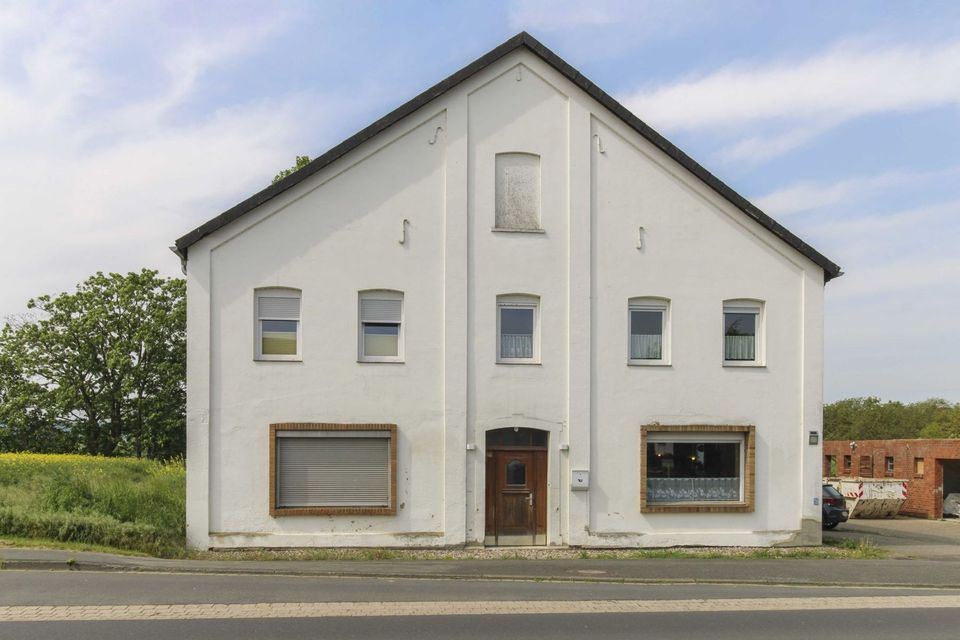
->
xmin=358 ymin=290 xmax=404 ymax=363
xmin=494 ymin=152 xmax=542 ymax=232
xmin=628 ymin=297 xmax=670 ymax=365
xmin=255 ymin=288 xmax=301 ymax=361
xmin=643 ymin=428 xmax=753 ymax=509
xmin=723 ymin=299 xmax=764 ymax=366
xmin=497 ymin=294 xmax=540 ymax=363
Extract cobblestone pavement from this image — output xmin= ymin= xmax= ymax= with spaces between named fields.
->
xmin=2 ymin=595 xmax=960 ymax=622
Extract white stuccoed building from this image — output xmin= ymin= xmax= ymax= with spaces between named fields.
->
xmin=173 ymin=33 xmax=842 ymax=550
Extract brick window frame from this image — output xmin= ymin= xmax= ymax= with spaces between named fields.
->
xmin=640 ymin=425 xmax=755 ymax=513
xmin=269 ymin=423 xmax=397 ymax=517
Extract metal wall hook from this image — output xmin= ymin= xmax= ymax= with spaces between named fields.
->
xmin=399 ymin=218 xmax=410 ymax=245
xmin=427 ymin=126 xmax=444 ymax=145
xmin=637 ymin=226 xmax=645 ymax=251
xmin=594 ymin=134 xmax=606 ymax=154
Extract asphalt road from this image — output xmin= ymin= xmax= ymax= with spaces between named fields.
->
xmin=5 ymin=610 xmax=960 ymax=640
xmin=1 ymin=571 xmax=959 ymax=639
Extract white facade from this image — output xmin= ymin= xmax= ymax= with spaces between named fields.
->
xmin=181 ymin=39 xmax=835 ymax=549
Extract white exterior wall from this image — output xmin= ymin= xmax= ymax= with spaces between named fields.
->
xmin=185 ymin=50 xmax=825 ymax=549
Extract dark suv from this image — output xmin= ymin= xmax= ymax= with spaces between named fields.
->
xmin=822 ymin=484 xmax=849 ymax=529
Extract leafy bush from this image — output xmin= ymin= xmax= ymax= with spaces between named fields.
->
xmin=0 ymin=453 xmax=185 ymax=556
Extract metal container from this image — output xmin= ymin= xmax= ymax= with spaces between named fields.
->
xmin=824 ymin=478 xmax=907 ymax=518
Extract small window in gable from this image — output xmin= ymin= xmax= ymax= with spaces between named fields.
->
xmin=629 ymin=297 xmax=670 ymax=365
xmin=256 ymin=288 xmax=301 ymax=361
xmin=723 ymin=299 xmax=764 ymax=366
xmin=494 ymin=153 xmax=541 ymax=231
xmin=359 ymin=290 xmax=404 ymax=363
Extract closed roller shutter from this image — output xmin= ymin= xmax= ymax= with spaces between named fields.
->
xmin=277 ymin=434 xmax=390 ymax=507
xmin=360 ymin=298 xmax=401 ymax=323
xmin=259 ymin=296 xmax=301 ymax=320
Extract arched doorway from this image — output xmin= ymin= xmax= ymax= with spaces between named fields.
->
xmin=485 ymin=428 xmax=548 ymax=546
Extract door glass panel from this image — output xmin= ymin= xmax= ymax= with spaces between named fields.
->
xmin=486 ymin=428 xmax=548 ymax=447
xmin=506 ymin=459 xmax=526 ymax=485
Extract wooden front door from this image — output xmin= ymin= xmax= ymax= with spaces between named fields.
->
xmin=485 ymin=449 xmax=547 ymax=545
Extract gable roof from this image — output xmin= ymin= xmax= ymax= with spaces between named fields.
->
xmin=174 ymin=32 xmax=842 ymax=281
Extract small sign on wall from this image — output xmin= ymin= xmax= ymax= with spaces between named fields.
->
xmin=571 ymin=470 xmax=590 ymax=490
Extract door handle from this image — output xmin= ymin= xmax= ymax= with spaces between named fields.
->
xmin=527 ymin=493 xmax=534 ymax=507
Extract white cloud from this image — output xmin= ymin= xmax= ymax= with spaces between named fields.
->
xmin=816 ymin=199 xmax=960 ymax=239
xmin=0 ymin=2 xmax=350 ymax=319
xmin=716 ymin=120 xmax=840 ymax=164
xmin=753 ymin=167 xmax=960 ymax=216
xmin=625 ymin=40 xmax=960 ymax=130
xmin=508 ymin=0 xmax=616 ymax=31
xmin=621 ymin=39 xmax=960 ymax=162
xmin=506 ymin=0 xmax=726 ymax=59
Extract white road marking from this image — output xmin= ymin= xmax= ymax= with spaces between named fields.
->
xmin=1 ymin=596 xmax=959 ymax=622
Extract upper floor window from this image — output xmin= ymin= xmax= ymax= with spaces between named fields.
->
xmin=358 ymin=290 xmax=404 ymax=362
xmin=494 ymin=153 xmax=541 ymax=231
xmin=629 ymin=297 xmax=670 ymax=365
xmin=255 ymin=288 xmax=301 ymax=361
xmin=723 ymin=299 xmax=764 ymax=366
xmin=497 ymin=294 xmax=539 ymax=363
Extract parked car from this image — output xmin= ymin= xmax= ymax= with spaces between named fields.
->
xmin=822 ymin=484 xmax=849 ymax=529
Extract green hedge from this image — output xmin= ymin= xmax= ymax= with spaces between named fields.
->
xmin=0 ymin=508 xmax=181 ymax=556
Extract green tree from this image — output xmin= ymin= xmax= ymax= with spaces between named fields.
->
xmin=0 ymin=270 xmax=185 ymax=458
xmin=919 ymin=407 xmax=960 ymax=439
xmin=273 ymin=155 xmax=311 ymax=183
xmin=824 ymin=396 xmax=960 ymax=441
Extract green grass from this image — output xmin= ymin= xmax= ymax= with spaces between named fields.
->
xmin=823 ymin=537 xmax=887 ymax=559
xmin=0 ymin=453 xmax=185 ymax=557
xmin=0 ymin=534 xmax=150 ymax=556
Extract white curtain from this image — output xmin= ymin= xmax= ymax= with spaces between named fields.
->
xmin=501 ymin=334 xmax=533 ymax=358
xmin=725 ymin=335 xmax=755 ymax=360
xmin=647 ymin=477 xmax=740 ymax=502
xmin=631 ymin=334 xmax=662 ymax=359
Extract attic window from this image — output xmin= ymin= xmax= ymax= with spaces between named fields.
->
xmin=494 ymin=153 xmax=541 ymax=231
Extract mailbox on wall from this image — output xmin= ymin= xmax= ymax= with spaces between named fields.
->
xmin=571 ymin=469 xmax=590 ymax=490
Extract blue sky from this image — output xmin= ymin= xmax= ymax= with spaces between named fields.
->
xmin=1 ymin=0 xmax=958 ymax=402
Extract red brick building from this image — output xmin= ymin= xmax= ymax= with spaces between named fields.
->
xmin=823 ymin=439 xmax=960 ymax=519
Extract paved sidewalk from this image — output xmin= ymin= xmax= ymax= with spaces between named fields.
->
xmin=4 ymin=547 xmax=960 ymax=588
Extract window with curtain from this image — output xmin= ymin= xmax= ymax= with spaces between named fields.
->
xmin=646 ymin=439 xmax=743 ymax=503
xmin=359 ymin=291 xmax=403 ymax=362
xmin=629 ymin=298 xmax=669 ymax=364
xmin=497 ymin=295 xmax=539 ymax=363
xmin=256 ymin=289 xmax=301 ymax=360
xmin=642 ymin=425 xmax=755 ymax=513
xmin=723 ymin=299 xmax=763 ymax=364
